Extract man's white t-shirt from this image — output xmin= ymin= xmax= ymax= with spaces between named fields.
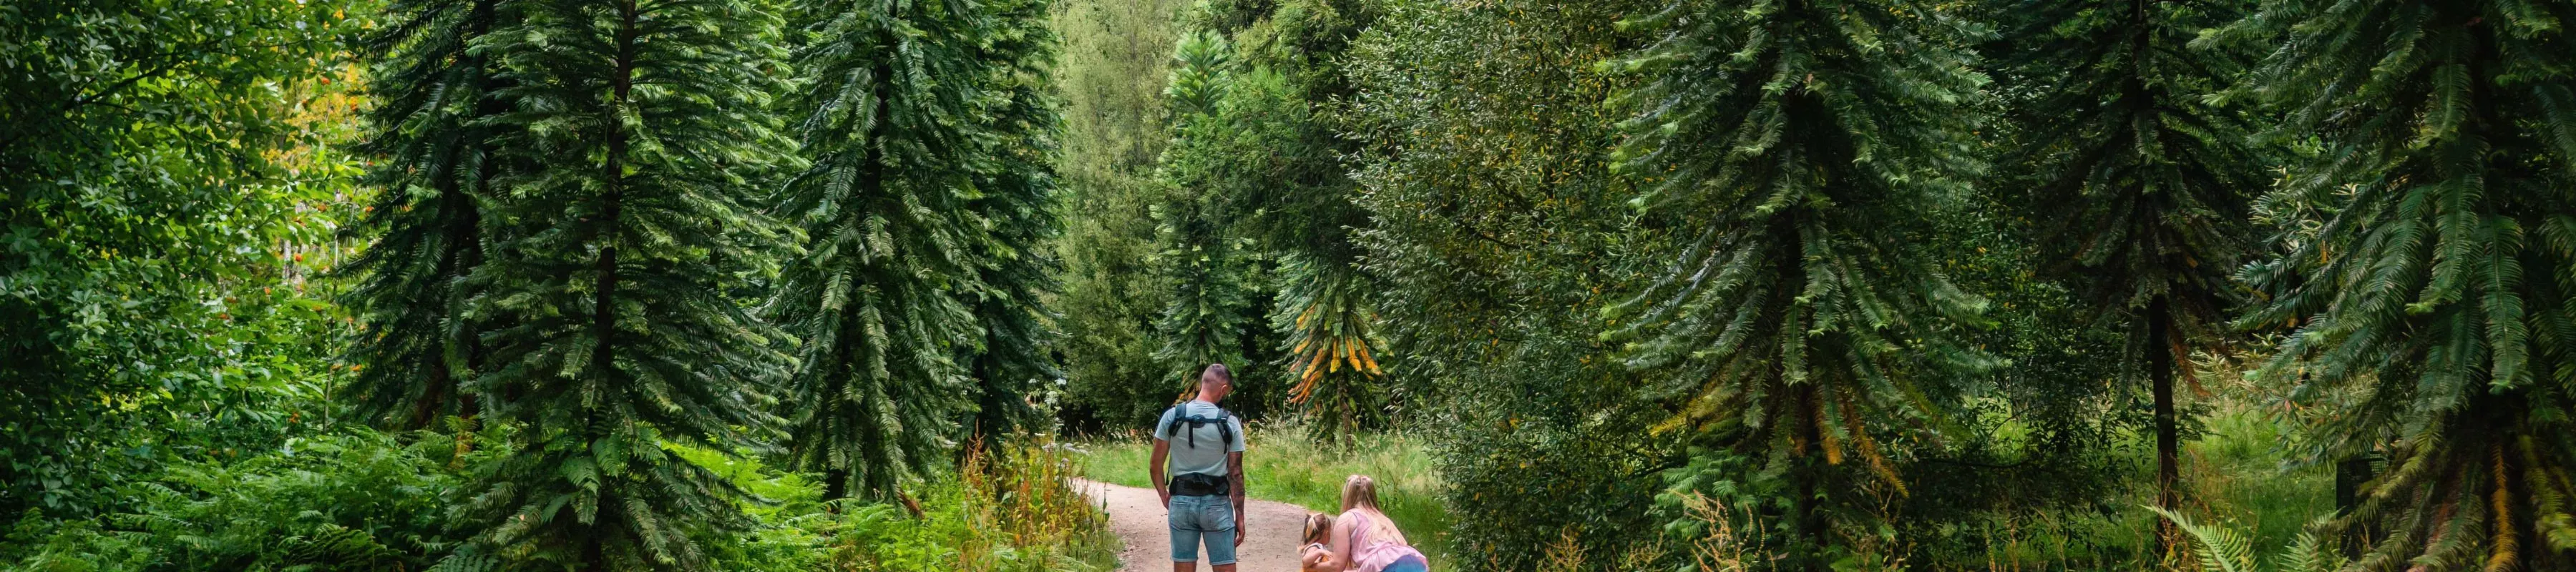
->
xmin=1153 ymin=400 xmax=1247 ymax=477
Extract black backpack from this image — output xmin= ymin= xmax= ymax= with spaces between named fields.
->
xmin=1161 ymin=403 xmax=1236 ymax=450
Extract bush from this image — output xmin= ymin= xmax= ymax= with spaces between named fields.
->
xmin=4 ymin=429 xmax=474 ymax=571
xmin=2 ymin=425 xmax=1116 ymax=572
xmin=1433 ymin=417 xmax=1674 ymax=571
xmin=823 ymin=435 xmax=1119 ymax=572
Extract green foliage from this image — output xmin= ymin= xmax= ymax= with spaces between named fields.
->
xmin=1046 ymin=0 xmax=1192 ymax=433
xmin=1991 ymin=0 xmax=2263 ymax=332
xmin=1986 ymin=0 xmax=2269 ymax=540
xmin=341 ymin=0 xmax=509 ymax=431
xmin=677 ymin=436 xmax=1115 ymax=572
xmin=962 ymin=0 xmax=1068 ymax=441
xmin=2150 ymin=508 xmax=2348 ymax=572
xmin=1342 ymin=0 xmax=1679 ymax=568
xmin=4 ymin=429 xmax=479 ymax=572
xmin=769 ymin=0 xmax=989 ymax=501
xmin=1 ymin=0 xmax=363 ymax=517
xmin=1050 ymin=0 xmax=1383 ymax=433
xmin=1148 ymin=32 xmax=1258 ymax=394
xmin=1653 ymin=449 xmax=1805 ymax=568
xmin=2152 ymin=506 xmax=2263 ymax=572
xmin=1598 ymin=0 xmax=1996 ymax=563
xmin=1181 ymin=0 xmax=1385 ymax=434
xmin=1189 ymin=0 xmax=1373 ymax=262
xmin=767 ymin=0 xmax=1069 ymax=492
xmin=2218 ymin=0 xmax=2576 ymax=566
xmin=831 ymin=438 xmax=1116 ymax=572
xmin=1889 ymin=184 xmax=2140 ymax=556
xmin=452 ymin=0 xmax=797 ymax=567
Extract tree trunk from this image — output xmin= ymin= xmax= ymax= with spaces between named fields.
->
xmin=409 ymin=360 xmax=454 ymax=430
xmin=823 ymin=468 xmax=849 ymax=513
xmin=2148 ymin=295 xmax=2183 ymax=557
xmin=2334 ymin=451 xmax=2373 ymax=557
xmin=1795 ymin=386 xmax=1828 ymax=572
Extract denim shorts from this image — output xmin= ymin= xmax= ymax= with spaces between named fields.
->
xmin=1167 ymin=494 xmax=1236 ymax=565
xmin=1383 ymin=553 xmax=1429 ymax=572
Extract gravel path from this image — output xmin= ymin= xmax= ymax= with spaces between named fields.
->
xmin=1071 ymin=478 xmax=1312 ymax=572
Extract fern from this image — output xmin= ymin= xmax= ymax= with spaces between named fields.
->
xmin=278 ymin=524 xmax=399 ymax=571
xmin=2151 ymin=506 xmax=2261 ymax=572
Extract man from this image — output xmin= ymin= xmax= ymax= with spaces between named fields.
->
xmin=1151 ymin=363 xmax=1247 ymax=572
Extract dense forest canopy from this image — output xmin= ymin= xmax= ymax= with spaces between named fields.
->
xmin=7 ymin=0 xmax=2576 ymax=570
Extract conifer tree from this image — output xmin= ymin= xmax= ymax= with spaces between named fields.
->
xmin=960 ymin=0 xmax=1065 ymax=440
xmin=1151 ymin=32 xmax=1254 ymax=395
xmin=2218 ymin=0 xmax=2576 ymax=566
xmin=342 ymin=0 xmax=509 ymax=430
xmin=452 ymin=0 xmax=794 ymax=568
xmin=1599 ymin=0 xmax=1994 ymax=564
xmin=769 ymin=0 xmax=987 ymax=500
xmin=1186 ymin=0 xmax=1390 ymax=436
xmin=1272 ymin=255 xmax=1384 ymax=438
xmin=1991 ymin=0 xmax=2263 ymax=546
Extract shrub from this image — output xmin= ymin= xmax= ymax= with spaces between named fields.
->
xmin=4 ymin=429 xmax=474 ymax=571
xmin=824 ymin=435 xmax=1118 ymax=572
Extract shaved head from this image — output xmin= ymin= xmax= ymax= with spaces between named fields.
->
xmin=1197 ymin=363 xmax=1233 ymax=402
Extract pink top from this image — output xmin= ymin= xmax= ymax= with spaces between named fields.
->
xmin=1345 ymin=512 xmax=1426 ymax=572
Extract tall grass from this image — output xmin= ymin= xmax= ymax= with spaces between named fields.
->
xmin=681 ymin=435 xmax=1121 ymax=572
xmin=1073 ymin=408 xmax=2328 ymax=571
xmin=1936 ymin=406 xmax=2337 ymax=571
xmin=827 ymin=435 xmax=1121 ymax=572
xmin=1078 ymin=420 xmax=1454 ymax=563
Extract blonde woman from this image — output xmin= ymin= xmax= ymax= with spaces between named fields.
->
xmin=1300 ymin=475 xmax=1430 ymax=572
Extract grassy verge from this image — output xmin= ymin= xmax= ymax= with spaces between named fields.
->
xmin=1077 ymin=422 xmax=1453 ymax=563
xmin=688 ymin=435 xmax=1123 ymax=572
xmin=1951 ymin=405 xmax=2336 ymax=569
xmin=2185 ymin=408 xmax=2336 ymax=555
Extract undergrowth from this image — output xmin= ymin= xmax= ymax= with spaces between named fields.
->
xmin=4 ymin=428 xmax=1116 ymax=572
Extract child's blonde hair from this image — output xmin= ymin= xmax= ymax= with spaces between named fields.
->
xmin=1303 ymin=512 xmax=1336 ymax=544
xmin=1341 ymin=474 xmax=1380 ymax=512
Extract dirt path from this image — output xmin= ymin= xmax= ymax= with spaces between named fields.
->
xmin=1072 ymin=478 xmax=1312 ymax=572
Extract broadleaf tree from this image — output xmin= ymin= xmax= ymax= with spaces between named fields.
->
xmin=452 ymin=0 xmax=796 ymax=568
xmin=1 ymin=0 xmax=356 ymax=516
xmin=1046 ymin=0 xmax=1193 ymax=433
xmin=1598 ymin=0 xmax=1998 ymax=565
xmin=1343 ymin=0 xmax=1672 ymax=565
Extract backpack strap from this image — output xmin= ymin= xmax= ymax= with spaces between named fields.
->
xmin=1162 ymin=404 xmax=1236 ymax=450
xmin=1163 ymin=404 xmax=1191 ymax=448
xmin=1216 ymin=410 xmax=1235 ymax=449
